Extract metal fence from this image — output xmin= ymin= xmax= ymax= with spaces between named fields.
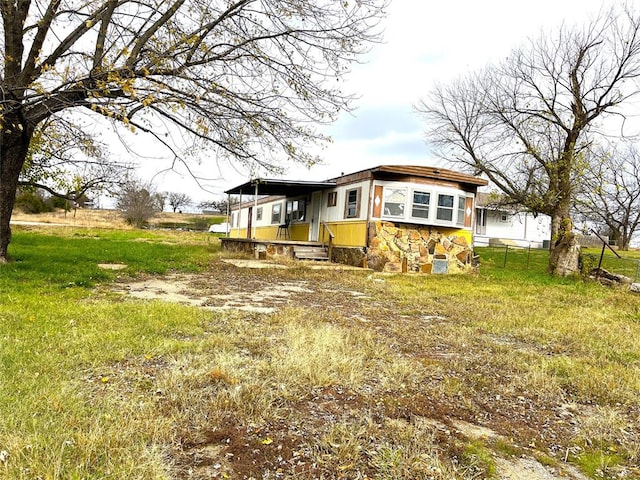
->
xmin=474 ymin=242 xmax=546 ymax=271
xmin=581 ymin=251 xmax=640 ymax=282
xmin=474 ymin=240 xmax=640 ymax=282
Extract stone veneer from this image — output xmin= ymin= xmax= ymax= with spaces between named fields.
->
xmin=367 ymin=221 xmax=475 ymax=274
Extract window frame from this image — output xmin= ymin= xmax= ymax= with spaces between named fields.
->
xmin=411 ymin=190 xmax=431 ymax=220
xmin=271 ymin=203 xmax=282 ymax=224
xmin=456 ymin=196 xmax=466 ymax=226
xmin=286 ymin=198 xmax=306 ymax=222
xmin=436 ymin=193 xmax=455 ymax=222
xmin=344 ymin=187 xmax=362 ymax=219
xmin=382 ymin=187 xmax=407 ymax=218
xmin=256 ymin=206 xmax=263 ymax=221
xmin=327 ymin=191 xmax=337 ymax=207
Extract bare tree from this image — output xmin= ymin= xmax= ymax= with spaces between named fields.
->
xmin=576 ymin=142 xmax=640 ymax=250
xmin=0 ymin=0 xmax=386 ymax=262
xmin=198 ymin=196 xmax=239 ymax=214
xmin=117 ymin=180 xmax=163 ymax=227
xmin=417 ymin=6 xmax=640 ymax=276
xmin=166 ymin=192 xmax=192 ymax=213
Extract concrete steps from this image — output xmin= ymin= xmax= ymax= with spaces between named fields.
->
xmin=293 ymin=245 xmax=329 ymax=261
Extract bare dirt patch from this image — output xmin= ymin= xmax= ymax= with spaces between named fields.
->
xmin=112 ymin=259 xmax=370 ymax=314
xmin=111 ymin=259 xmax=606 ymax=480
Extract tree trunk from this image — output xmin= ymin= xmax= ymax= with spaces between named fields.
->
xmin=548 ymin=207 xmax=580 ymax=276
xmin=0 ymin=129 xmax=31 ymax=262
xmin=619 ymin=227 xmax=630 ymax=251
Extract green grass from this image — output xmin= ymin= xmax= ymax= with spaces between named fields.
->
xmin=476 ymin=244 xmax=640 ymax=282
xmin=0 ymin=228 xmax=215 ymax=290
xmin=0 ymin=228 xmax=219 ymax=478
xmin=1 ymin=230 xmax=639 ymax=479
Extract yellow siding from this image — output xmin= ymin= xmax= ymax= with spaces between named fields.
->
xmin=229 ymin=228 xmax=248 ymax=238
xmin=320 ymin=221 xmax=368 ymax=247
xmin=229 ymin=222 xmax=471 ymax=247
xmin=289 ymin=223 xmax=310 ymax=241
xmin=438 ymin=226 xmax=473 ymax=244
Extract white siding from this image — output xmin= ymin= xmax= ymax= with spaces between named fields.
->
xmin=321 ymin=181 xmax=370 ymax=222
xmin=475 ymin=209 xmax=551 ymax=247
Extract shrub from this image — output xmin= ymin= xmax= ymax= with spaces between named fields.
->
xmin=117 ymin=181 xmax=163 ymax=227
xmin=14 ymin=189 xmax=54 ymax=214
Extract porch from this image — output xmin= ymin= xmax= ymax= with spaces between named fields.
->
xmin=221 ymin=237 xmax=331 ymax=262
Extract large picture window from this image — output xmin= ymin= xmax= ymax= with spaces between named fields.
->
xmin=436 ymin=194 xmax=454 ymax=221
xmin=383 ymin=188 xmax=407 ymax=217
xmin=286 ymin=199 xmax=306 ymax=222
xmin=344 ymin=188 xmax=361 ymax=218
xmin=411 ymin=191 xmax=430 ymax=219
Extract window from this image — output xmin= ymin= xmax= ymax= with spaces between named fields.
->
xmin=286 ymin=199 xmax=306 ymax=222
xmin=383 ymin=187 xmax=407 ymax=217
xmin=256 ymin=207 xmax=263 ymax=221
xmin=436 ymin=194 xmax=454 ymax=221
xmin=411 ymin=191 xmax=430 ymax=219
xmin=327 ymin=191 xmax=337 ymax=207
xmin=344 ymin=188 xmax=361 ymax=218
xmin=456 ymin=196 xmax=466 ymax=225
xmin=271 ymin=203 xmax=282 ymax=224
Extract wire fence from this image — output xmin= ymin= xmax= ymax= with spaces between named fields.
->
xmin=474 ymin=242 xmax=547 ymax=272
xmin=474 ymin=240 xmax=640 ymax=282
xmin=581 ymin=250 xmax=640 ymax=282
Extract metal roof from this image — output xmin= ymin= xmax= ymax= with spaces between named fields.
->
xmin=367 ymin=165 xmax=488 ymax=187
xmin=224 ymin=178 xmax=337 ymax=197
xmin=225 ymin=165 xmax=487 ymax=197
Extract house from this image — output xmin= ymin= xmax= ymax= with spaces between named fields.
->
xmin=474 ymin=193 xmax=551 ymax=249
xmin=223 ymin=165 xmax=488 ymax=273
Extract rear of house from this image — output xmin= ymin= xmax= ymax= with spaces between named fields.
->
xmin=225 ymin=165 xmax=488 ymax=273
xmin=474 ymin=193 xmax=552 ymax=249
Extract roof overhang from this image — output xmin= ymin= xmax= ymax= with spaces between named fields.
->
xmin=224 ymin=178 xmax=337 ymax=197
xmin=368 ymin=165 xmax=488 ymax=188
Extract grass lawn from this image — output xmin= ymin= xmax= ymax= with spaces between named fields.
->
xmin=1 ymin=228 xmax=639 ymax=479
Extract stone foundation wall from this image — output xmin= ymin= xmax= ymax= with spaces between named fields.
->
xmin=256 ymin=243 xmax=296 ymax=260
xmin=331 ymin=246 xmax=367 ymax=267
xmin=367 ymin=221 xmax=475 ymax=274
xmin=220 ymin=238 xmax=295 ymax=260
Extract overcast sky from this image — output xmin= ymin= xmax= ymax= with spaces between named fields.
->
xmin=130 ymin=0 xmax=614 ymax=206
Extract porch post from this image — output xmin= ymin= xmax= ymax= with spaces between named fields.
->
xmin=237 ymin=190 xmax=242 ymax=238
xmin=226 ymin=192 xmax=231 ymax=237
xmin=253 ymin=181 xmax=259 ymax=239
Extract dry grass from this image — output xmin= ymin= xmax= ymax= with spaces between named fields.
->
xmin=12 ymin=207 xmax=132 ymax=228
xmin=2 ymin=228 xmax=640 ymax=479
xmin=11 ymin=207 xmax=222 ymax=230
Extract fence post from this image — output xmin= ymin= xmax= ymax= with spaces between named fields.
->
xmin=598 ymin=242 xmax=606 ymax=270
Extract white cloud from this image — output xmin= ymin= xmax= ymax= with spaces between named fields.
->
xmin=132 ymin=0 xmax=620 ymax=199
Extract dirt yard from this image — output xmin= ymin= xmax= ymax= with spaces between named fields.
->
xmin=108 ymin=258 xmax=598 ymax=480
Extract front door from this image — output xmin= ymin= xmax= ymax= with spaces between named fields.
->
xmin=247 ymin=206 xmax=253 ymax=239
xmin=309 ymin=191 xmax=322 ymax=241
